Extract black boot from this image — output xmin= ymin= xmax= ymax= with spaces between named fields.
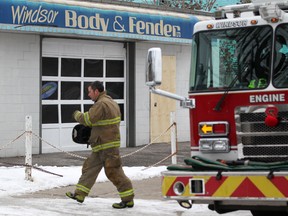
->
xmin=66 ymin=192 xmax=85 ymax=203
xmin=112 ymin=200 xmax=134 ymax=209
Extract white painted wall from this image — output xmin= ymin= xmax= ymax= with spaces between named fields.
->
xmin=135 ymin=42 xmax=191 ymax=146
xmin=0 ymin=32 xmax=40 ymax=157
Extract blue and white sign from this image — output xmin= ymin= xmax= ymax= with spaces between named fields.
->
xmin=41 ymin=82 xmax=57 ymax=99
xmin=0 ymin=0 xmax=202 ymax=43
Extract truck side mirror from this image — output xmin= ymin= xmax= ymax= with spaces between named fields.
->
xmin=146 ymin=47 xmax=162 ymax=87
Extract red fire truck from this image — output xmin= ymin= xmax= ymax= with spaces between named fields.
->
xmin=146 ymin=0 xmax=288 ymax=215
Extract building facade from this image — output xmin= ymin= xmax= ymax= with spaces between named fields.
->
xmin=0 ymin=0 xmax=213 ymax=157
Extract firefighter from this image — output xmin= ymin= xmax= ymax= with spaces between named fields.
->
xmin=66 ymin=81 xmax=134 ymax=209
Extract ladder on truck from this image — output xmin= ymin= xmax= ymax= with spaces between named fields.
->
xmin=215 ymin=0 xmax=288 ymax=21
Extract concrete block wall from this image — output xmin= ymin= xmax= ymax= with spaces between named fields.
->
xmin=135 ymin=42 xmax=191 ymax=146
xmin=0 ymin=32 xmax=40 ymax=157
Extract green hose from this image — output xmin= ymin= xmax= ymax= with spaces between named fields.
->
xmin=183 ymin=156 xmax=288 ymax=171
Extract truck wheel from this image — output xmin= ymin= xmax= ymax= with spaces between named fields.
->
xmin=251 ymin=211 xmax=288 ymax=216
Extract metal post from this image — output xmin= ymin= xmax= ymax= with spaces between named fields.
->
xmin=170 ymin=112 xmax=177 ymax=164
xmin=25 ymin=115 xmax=33 ymax=181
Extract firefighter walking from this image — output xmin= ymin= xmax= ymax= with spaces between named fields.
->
xmin=66 ymin=81 xmax=134 ymax=209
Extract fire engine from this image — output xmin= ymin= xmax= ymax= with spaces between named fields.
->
xmin=146 ymin=0 xmax=288 ymax=215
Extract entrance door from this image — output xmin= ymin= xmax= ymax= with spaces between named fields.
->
xmin=150 ymin=56 xmax=176 ymax=143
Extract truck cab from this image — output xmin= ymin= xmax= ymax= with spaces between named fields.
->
xmin=146 ymin=0 xmax=288 ymax=215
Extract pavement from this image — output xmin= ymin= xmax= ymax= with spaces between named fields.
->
xmin=0 ymin=141 xmax=191 ymax=167
xmin=0 ymin=142 xmax=191 ymax=200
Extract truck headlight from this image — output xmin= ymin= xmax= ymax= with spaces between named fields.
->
xmin=213 ymin=140 xmax=229 ymax=151
xmin=199 ymin=141 xmax=213 ymax=151
xmin=199 ymin=138 xmax=229 ymax=153
xmin=173 ymin=181 xmax=185 ymax=195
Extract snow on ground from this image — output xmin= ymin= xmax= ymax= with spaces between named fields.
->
xmin=0 ymin=166 xmax=252 ymax=216
xmin=0 ymin=166 xmax=165 ymax=197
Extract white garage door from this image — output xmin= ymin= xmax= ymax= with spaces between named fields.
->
xmin=41 ymin=38 xmax=126 ymax=153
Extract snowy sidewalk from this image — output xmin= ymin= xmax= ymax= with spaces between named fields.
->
xmin=0 ymin=142 xmax=251 ymax=215
xmin=0 ymin=166 xmax=251 ymax=216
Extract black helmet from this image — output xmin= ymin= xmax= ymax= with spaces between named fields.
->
xmin=72 ymin=124 xmax=91 ymax=144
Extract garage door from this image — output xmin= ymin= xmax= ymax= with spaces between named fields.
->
xmin=41 ymin=38 xmax=126 ymax=153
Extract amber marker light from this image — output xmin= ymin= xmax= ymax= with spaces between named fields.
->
xmin=251 ymin=20 xmax=258 ymax=25
xmin=207 ymin=24 xmax=214 ymax=29
xmin=271 ymin=18 xmax=279 ymax=23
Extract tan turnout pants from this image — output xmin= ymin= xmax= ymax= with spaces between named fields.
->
xmin=75 ymin=148 xmax=134 ymax=202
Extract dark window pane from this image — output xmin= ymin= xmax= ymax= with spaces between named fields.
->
xmin=119 ymin=103 xmax=124 ymax=121
xmin=84 ymin=59 xmax=103 ymax=77
xmin=42 ymin=57 xmax=58 ymax=76
xmin=42 ymin=105 xmax=58 ymax=124
xmin=84 ymin=104 xmax=92 ymax=112
xmin=61 ymin=58 xmax=81 ymax=77
xmin=106 ymin=60 xmax=124 ymax=77
xmin=61 ymin=104 xmax=81 ymax=123
xmin=42 ymin=81 xmax=58 ymax=100
xmin=61 ymin=82 xmax=81 ymax=100
xmin=84 ymin=82 xmax=91 ymax=100
xmin=106 ymin=82 xmax=124 ymax=99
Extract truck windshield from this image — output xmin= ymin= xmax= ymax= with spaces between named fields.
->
xmin=274 ymin=24 xmax=288 ymax=88
xmin=190 ymin=26 xmax=272 ymax=92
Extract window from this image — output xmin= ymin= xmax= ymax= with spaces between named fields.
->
xmin=42 ymin=57 xmax=125 ymax=124
xmin=61 ymin=82 xmax=81 ymax=100
xmin=190 ymin=26 xmax=272 ymax=92
xmin=42 ymin=81 xmax=58 ymax=100
xmin=42 ymin=57 xmax=58 ymax=76
xmin=273 ymin=24 xmax=288 ymax=88
xmin=106 ymin=60 xmax=124 ymax=77
xmin=61 ymin=104 xmax=81 ymax=123
xmin=84 ymin=59 xmax=103 ymax=77
xmin=61 ymin=58 xmax=81 ymax=77
xmin=106 ymin=82 xmax=124 ymax=99
xmin=42 ymin=105 xmax=58 ymax=124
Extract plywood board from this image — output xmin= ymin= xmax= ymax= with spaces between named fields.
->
xmin=150 ymin=56 xmax=176 ymax=143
